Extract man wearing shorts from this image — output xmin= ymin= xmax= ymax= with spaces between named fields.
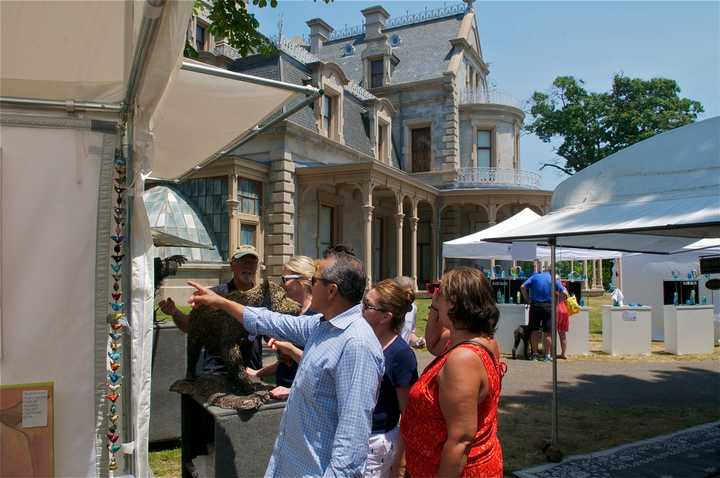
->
xmin=521 ymin=262 xmax=568 ymax=361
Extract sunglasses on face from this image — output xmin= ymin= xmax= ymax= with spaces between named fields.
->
xmin=362 ymin=300 xmax=385 ymax=312
xmin=281 ymin=274 xmax=304 ymax=285
xmin=311 ymin=276 xmax=336 ymax=287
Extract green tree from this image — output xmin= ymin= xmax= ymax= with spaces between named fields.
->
xmin=526 ymin=75 xmax=703 ymax=173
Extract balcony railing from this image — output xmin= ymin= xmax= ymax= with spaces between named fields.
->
xmin=455 ymin=167 xmax=541 ymax=189
xmin=460 ymin=89 xmax=522 ymax=109
xmin=213 ymin=41 xmax=241 ymax=60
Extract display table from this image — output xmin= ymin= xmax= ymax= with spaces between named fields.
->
xmin=565 ymin=307 xmax=590 ymax=356
xmin=663 ymin=305 xmax=715 ymax=355
xmin=496 ymin=304 xmax=528 ymax=354
xmin=602 ymin=306 xmax=652 ymax=355
xmin=181 ymin=394 xmax=285 ymax=478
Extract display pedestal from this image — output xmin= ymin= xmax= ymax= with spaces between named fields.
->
xmin=150 ymin=322 xmax=186 ymax=443
xmin=663 ymin=305 xmax=715 ymax=355
xmin=602 ymin=306 xmax=652 ymax=355
xmin=181 ymin=394 xmax=285 ymax=478
xmin=565 ymin=308 xmax=590 ymax=356
xmin=496 ymin=304 xmax=528 ymax=354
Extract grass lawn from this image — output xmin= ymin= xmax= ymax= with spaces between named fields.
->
xmin=154 ymin=305 xmax=192 ymax=323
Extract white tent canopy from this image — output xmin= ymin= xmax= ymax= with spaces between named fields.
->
xmin=485 ymin=117 xmax=720 ymax=253
xmin=482 ymin=116 xmax=720 ymax=449
xmin=443 ymin=208 xmax=622 ymax=260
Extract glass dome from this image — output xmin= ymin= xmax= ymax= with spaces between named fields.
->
xmin=143 ymin=185 xmax=223 ymax=263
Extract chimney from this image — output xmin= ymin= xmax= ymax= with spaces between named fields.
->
xmin=361 ymin=6 xmax=390 ymax=41
xmin=306 ymin=18 xmax=333 ymax=54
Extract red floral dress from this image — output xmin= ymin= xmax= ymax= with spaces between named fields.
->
xmin=400 ymin=342 xmax=505 ymax=477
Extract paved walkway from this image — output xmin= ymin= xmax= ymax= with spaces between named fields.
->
xmin=415 ymin=352 xmax=720 ymax=408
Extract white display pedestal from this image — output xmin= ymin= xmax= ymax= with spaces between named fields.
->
xmin=496 ymin=304 xmax=528 ymax=354
xmin=565 ymin=307 xmax=590 ymax=356
xmin=663 ymin=305 xmax=715 ymax=355
xmin=602 ymin=306 xmax=652 ymax=355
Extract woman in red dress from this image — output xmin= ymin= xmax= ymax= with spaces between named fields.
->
xmin=400 ymin=267 xmax=505 ymax=477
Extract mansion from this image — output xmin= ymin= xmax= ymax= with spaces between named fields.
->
xmin=149 ymin=1 xmax=552 ymax=298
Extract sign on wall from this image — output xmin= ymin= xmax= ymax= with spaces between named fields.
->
xmin=0 ymin=382 xmax=54 ymax=477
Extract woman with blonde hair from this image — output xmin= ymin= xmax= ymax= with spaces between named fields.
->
xmin=362 ymin=279 xmax=419 ymax=477
xmin=401 ymin=267 xmax=505 ymax=477
xmin=247 ymin=255 xmax=315 ymax=399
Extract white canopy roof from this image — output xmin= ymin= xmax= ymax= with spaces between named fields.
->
xmin=0 ymin=0 xmax=317 ymax=180
xmin=485 ymin=117 xmax=720 ymax=254
xmin=443 ymin=208 xmax=622 ymax=260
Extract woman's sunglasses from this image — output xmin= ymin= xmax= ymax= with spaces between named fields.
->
xmin=281 ymin=274 xmax=304 ymax=285
xmin=362 ymin=300 xmax=385 ymax=312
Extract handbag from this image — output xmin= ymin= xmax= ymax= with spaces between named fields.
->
xmin=566 ymin=295 xmax=581 ymax=316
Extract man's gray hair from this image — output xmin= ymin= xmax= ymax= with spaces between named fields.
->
xmin=395 ymin=276 xmax=415 ymax=291
xmin=321 ymin=252 xmax=367 ymax=304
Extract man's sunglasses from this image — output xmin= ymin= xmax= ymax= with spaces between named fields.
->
xmin=311 ymin=276 xmax=336 ymax=287
xmin=281 ymin=274 xmax=304 ymax=285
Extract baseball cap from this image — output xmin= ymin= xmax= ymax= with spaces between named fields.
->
xmin=230 ymin=245 xmax=259 ymax=262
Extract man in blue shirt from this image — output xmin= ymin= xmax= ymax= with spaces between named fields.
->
xmin=187 ymin=251 xmax=384 ymax=477
xmin=521 ymin=262 xmax=568 ymax=361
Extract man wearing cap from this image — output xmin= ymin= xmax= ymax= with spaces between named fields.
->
xmin=158 ymin=244 xmax=264 ymax=371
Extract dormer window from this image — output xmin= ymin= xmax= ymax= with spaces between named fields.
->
xmin=370 ymin=59 xmax=384 ymax=88
xmin=343 ymin=44 xmax=354 ymax=56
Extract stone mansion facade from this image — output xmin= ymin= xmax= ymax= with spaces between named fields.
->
xmin=150 ymin=1 xmax=552 ymax=295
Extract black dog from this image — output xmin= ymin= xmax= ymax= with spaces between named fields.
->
xmin=512 ymin=325 xmax=533 ymax=359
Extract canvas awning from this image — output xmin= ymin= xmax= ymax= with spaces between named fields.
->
xmin=484 ymin=117 xmax=720 ymax=253
xmin=443 ymin=208 xmax=621 ymax=260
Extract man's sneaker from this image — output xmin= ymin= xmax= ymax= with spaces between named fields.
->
xmin=543 ymin=355 xmax=552 ymax=362
xmin=533 ymin=353 xmax=543 ymax=361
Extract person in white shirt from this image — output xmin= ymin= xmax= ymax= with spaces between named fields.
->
xmin=395 ymin=276 xmax=426 ymax=348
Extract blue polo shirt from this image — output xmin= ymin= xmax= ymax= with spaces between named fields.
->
xmin=522 ymin=272 xmax=566 ymax=303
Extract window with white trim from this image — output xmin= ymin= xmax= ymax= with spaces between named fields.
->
xmin=476 ymin=130 xmax=492 ymax=168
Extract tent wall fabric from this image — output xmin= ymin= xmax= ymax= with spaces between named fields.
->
xmin=0 ymin=1 xmax=132 ymax=103
xmin=485 ymin=117 xmax=720 ymax=253
xmin=0 ymin=113 xmax=119 ymax=477
xmin=621 ymin=250 xmax=720 ymax=340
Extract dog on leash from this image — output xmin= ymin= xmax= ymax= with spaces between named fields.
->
xmin=511 ymin=325 xmax=534 ymax=359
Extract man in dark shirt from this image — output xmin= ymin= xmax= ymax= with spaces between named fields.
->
xmin=158 ymin=244 xmax=264 ymax=371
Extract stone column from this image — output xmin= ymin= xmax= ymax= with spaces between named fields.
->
xmin=440 ymin=74 xmax=460 ymax=170
xmin=592 ymin=260 xmax=599 ymax=289
xmin=227 ymin=174 xmax=239 ymax=255
xmin=432 ymin=208 xmax=440 ymax=280
xmin=362 ymin=205 xmax=374 ymax=285
xmin=410 ymin=216 xmax=419 ymax=291
xmin=598 ymin=259 xmax=604 ymax=290
xmin=395 ymin=212 xmax=404 ymax=279
xmin=266 ymin=154 xmax=296 ymax=280
xmin=583 ymin=260 xmax=589 ymax=289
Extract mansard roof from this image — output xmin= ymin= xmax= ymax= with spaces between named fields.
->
xmin=316 ymin=10 xmax=466 ymax=85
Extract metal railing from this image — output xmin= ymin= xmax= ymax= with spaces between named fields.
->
xmin=328 ymin=3 xmax=467 ymax=41
xmin=455 ymin=167 xmax=541 ymax=189
xmin=460 ymin=89 xmax=522 ymax=109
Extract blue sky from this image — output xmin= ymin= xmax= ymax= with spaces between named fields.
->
xmin=250 ymin=1 xmax=719 ymax=190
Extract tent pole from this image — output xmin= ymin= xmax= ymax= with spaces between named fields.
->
xmin=0 ymin=97 xmax=123 ymax=112
xmin=550 ymin=237 xmax=558 ymax=447
xmin=181 ymin=61 xmax=320 ymax=96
